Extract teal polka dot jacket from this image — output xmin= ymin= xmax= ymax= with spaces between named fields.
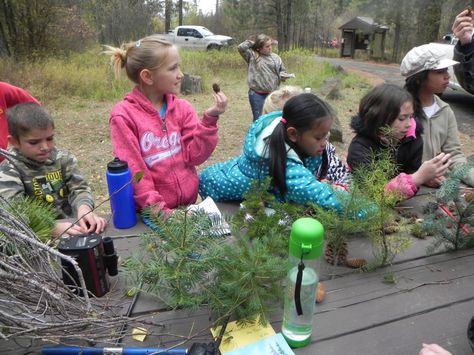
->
xmin=199 ymin=111 xmax=347 ymax=212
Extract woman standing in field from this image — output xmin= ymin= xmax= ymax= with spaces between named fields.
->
xmin=238 ymin=34 xmax=294 ymax=121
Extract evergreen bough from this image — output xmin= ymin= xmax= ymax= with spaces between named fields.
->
xmin=423 ymin=163 xmax=474 ymax=252
xmin=125 ymin=181 xmax=295 ymax=326
xmin=349 ymin=148 xmax=411 ymax=269
xmin=1 ymin=196 xmax=56 ymax=243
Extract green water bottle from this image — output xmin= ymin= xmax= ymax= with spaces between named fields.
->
xmin=282 ymin=217 xmax=324 ymax=348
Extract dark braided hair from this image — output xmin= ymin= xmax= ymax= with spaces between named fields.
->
xmin=267 ymin=93 xmax=333 ymax=196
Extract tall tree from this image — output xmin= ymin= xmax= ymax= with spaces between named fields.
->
xmin=85 ymin=0 xmax=162 ymax=45
xmin=165 ymin=0 xmax=173 ymax=32
xmin=416 ymin=0 xmax=443 ymax=44
xmin=178 ymin=0 xmax=183 ymax=25
xmin=0 ymin=0 xmax=92 ymax=58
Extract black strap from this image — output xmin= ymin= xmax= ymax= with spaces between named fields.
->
xmin=294 ymin=259 xmax=305 ymax=316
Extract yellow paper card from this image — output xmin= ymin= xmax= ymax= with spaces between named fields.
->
xmin=132 ymin=327 xmax=148 ymax=342
xmin=210 ymin=317 xmax=276 ymax=353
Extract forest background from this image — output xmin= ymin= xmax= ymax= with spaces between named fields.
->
xmin=1 ymin=0 xmax=473 ymax=214
xmin=1 ymin=0 xmax=473 ymax=62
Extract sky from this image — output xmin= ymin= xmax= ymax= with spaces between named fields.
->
xmin=197 ymin=0 xmax=216 ymax=15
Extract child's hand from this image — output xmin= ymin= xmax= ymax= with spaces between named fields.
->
xmin=412 ymin=153 xmax=451 ymax=187
xmin=419 ymin=343 xmax=452 ymax=355
xmin=77 ymin=204 xmax=108 ymax=234
xmin=452 ymin=8 xmax=473 ymax=45
xmin=205 ymin=91 xmax=228 ymax=117
xmin=52 ymin=221 xmax=88 ymax=239
xmin=424 ymin=176 xmax=446 ymax=188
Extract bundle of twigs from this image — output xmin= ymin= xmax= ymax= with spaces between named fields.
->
xmin=0 ymin=201 xmax=136 ymax=346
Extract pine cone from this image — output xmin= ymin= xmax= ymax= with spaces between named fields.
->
xmin=396 ymin=207 xmax=419 ymax=219
xmin=324 ymin=241 xmax=348 ymax=265
xmin=345 ymin=257 xmax=367 ymax=269
xmin=383 ymin=223 xmax=399 ymax=234
xmin=464 ymin=191 xmax=474 ymax=203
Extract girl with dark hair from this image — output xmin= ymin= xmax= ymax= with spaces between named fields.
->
xmin=401 ymin=43 xmax=474 ymax=187
xmin=199 ymin=93 xmax=351 ymax=213
xmin=347 ymin=84 xmax=451 ymax=199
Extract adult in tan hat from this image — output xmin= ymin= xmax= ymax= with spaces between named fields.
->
xmin=401 ymin=43 xmax=474 ymax=188
xmin=452 ymin=8 xmax=474 ymax=95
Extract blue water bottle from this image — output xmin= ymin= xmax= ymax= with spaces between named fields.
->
xmin=106 ymin=158 xmax=137 ymax=229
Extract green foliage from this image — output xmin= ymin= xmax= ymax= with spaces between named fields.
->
xmin=124 ymin=206 xmax=289 ymax=324
xmin=383 ymin=271 xmax=397 ymax=284
xmin=350 ymin=148 xmax=411 ymax=267
xmin=1 ymin=197 xmax=56 ymax=243
xmin=83 ymin=0 xmax=161 ymax=45
xmin=210 ymin=236 xmax=287 ymax=326
xmin=232 ymin=178 xmax=290 ymax=256
xmin=124 ymin=179 xmax=296 ymax=325
xmin=179 ymin=49 xmax=247 ymax=89
xmin=0 ymin=47 xmax=359 ymax=102
xmin=423 ymin=163 xmax=474 ymax=252
xmin=134 ymin=171 xmax=144 ymax=183
xmin=0 ymin=1 xmax=95 ymax=59
xmin=281 ymin=50 xmax=353 ymax=91
xmin=124 ymin=208 xmax=225 ymax=308
xmin=304 ymin=189 xmax=376 ymax=265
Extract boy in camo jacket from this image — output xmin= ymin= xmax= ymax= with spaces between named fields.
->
xmin=0 ymin=102 xmax=106 ymax=238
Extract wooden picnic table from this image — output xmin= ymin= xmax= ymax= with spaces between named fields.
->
xmin=2 ymin=187 xmax=473 ymax=354
xmin=105 ymin=187 xmax=474 ymax=355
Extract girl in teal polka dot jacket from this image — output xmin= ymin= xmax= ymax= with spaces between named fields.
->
xmin=199 ymin=93 xmax=352 ymax=212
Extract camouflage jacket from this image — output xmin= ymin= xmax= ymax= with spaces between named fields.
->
xmin=237 ymin=40 xmax=289 ymax=92
xmin=0 ymin=148 xmax=94 ymax=218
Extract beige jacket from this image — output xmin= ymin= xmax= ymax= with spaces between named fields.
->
xmin=419 ymin=95 xmax=474 ymax=186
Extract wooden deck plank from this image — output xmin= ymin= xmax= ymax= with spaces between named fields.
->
xmin=320 ymin=249 xmax=474 ymax=307
xmin=116 ymin=250 xmax=474 ymax=353
xmin=297 ymin=299 xmax=474 ymax=355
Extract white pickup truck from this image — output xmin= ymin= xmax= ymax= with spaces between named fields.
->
xmin=158 ymin=26 xmax=233 ymax=51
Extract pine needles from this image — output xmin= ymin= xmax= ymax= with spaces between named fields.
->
xmin=423 ymin=163 xmax=474 ymax=252
xmin=350 ymin=149 xmax=411 ymax=268
xmin=125 ymin=180 xmax=294 ymax=326
xmin=2 ymin=196 xmax=56 ymax=243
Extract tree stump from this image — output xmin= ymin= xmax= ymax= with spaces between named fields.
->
xmin=316 ymin=77 xmax=344 ymax=142
xmin=181 ymin=74 xmax=202 ymax=95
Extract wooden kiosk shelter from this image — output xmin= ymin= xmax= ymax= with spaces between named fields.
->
xmin=339 ymin=16 xmax=388 ymax=59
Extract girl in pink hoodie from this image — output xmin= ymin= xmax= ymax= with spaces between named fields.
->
xmin=105 ymin=36 xmax=227 ymax=214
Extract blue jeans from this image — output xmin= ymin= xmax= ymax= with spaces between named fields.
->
xmin=248 ymin=89 xmax=269 ymax=121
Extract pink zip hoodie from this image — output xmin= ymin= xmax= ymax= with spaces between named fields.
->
xmin=109 ymin=87 xmax=219 ymax=214
xmin=385 ymin=118 xmax=419 ymax=199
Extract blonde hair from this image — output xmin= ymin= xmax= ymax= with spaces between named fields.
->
xmin=262 ymin=86 xmax=303 ymax=114
xmin=102 ymin=35 xmax=174 ymax=83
